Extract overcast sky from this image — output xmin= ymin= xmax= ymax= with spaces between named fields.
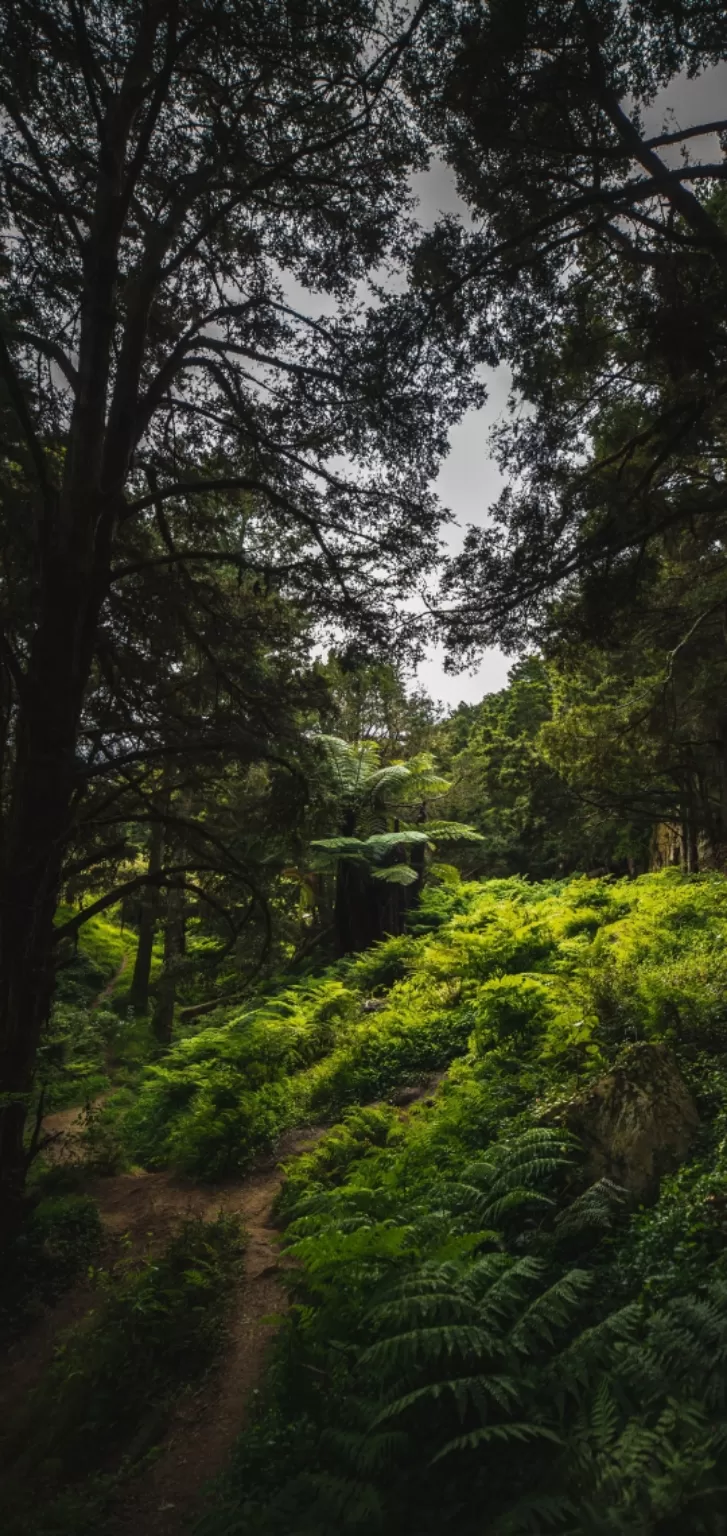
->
xmin=282 ymin=61 xmax=727 ymax=714
xmin=412 ymin=60 xmax=727 ymax=712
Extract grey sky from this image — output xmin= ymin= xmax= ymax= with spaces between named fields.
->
xmin=280 ymin=60 xmax=727 ymax=715
xmin=415 ymin=61 xmax=727 ymax=712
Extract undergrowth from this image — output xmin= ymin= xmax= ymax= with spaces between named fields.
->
xmin=194 ymin=871 xmax=727 ymax=1534
xmin=37 ymin=910 xmax=140 ymax=1116
xmin=0 ymin=1194 xmax=103 ymax=1347
xmin=112 ymin=871 xmax=727 ymax=1185
xmin=1 ymin=1214 xmax=244 ymax=1535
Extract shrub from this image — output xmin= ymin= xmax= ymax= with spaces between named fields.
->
xmin=275 ymin=1105 xmax=403 ymax=1219
xmin=3 ymin=1216 xmax=245 ymax=1533
xmin=472 ymin=974 xmax=553 ymax=1054
xmin=197 ymin=872 xmax=727 ymax=1536
xmin=119 ymin=872 xmax=727 ymax=1192
xmin=0 ymin=1195 xmax=102 ymax=1344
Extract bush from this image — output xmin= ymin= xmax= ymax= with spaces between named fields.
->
xmin=275 ymin=1105 xmax=403 ymax=1219
xmin=0 ymin=1195 xmax=102 ymax=1343
xmin=472 ymin=974 xmax=553 ymax=1054
xmin=2 ymin=1216 xmax=245 ymax=1533
xmin=118 ymin=872 xmax=727 ymax=1191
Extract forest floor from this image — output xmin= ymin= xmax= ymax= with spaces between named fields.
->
xmin=0 ymin=1126 xmax=324 ymax=1536
xmin=2 ymin=1072 xmax=445 ymax=1535
xmin=103 ymin=1125 xmax=326 ymax=1536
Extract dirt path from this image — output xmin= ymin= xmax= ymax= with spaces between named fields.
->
xmin=106 ymin=1075 xmax=445 ymax=1535
xmin=93 ymin=949 xmax=129 ymax=1010
xmin=103 ymin=1126 xmax=325 ymax=1536
xmin=4 ymin=1071 xmax=446 ymax=1534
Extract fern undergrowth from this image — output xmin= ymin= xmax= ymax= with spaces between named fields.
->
xmin=194 ymin=872 xmax=727 ymax=1534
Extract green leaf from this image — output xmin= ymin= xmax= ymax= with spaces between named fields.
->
xmin=363 ymin=831 xmax=431 ymax=853
xmin=370 ymin=864 xmax=419 ymax=886
xmin=425 ymin=821 xmax=485 ymax=843
xmin=311 ymin=837 xmax=366 ymax=855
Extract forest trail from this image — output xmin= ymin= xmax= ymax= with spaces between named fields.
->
xmin=92 ymin=949 xmax=129 ymax=1010
xmin=1 ymin=1074 xmax=444 ymax=1534
xmin=103 ymin=1123 xmax=327 ymax=1536
xmin=106 ymin=1074 xmax=444 ymax=1535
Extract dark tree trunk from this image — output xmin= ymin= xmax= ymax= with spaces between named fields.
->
xmin=129 ymin=821 xmax=164 ymax=1014
xmin=0 ymin=559 xmax=106 ymax=1241
xmin=333 ymin=853 xmax=422 ymax=959
xmin=152 ymin=878 xmax=186 ymax=1046
xmin=334 ymin=860 xmax=378 ymax=958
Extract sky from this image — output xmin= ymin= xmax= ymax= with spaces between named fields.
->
xmin=281 ymin=60 xmax=727 ymax=715
xmin=413 ymin=61 xmax=727 ymax=711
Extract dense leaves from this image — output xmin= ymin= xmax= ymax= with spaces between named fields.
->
xmin=198 ymin=871 xmax=727 ymax=1534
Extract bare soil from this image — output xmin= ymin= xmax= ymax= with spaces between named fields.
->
xmin=2 ymin=1070 xmax=445 ymax=1535
xmin=104 ymin=1126 xmax=326 ymax=1536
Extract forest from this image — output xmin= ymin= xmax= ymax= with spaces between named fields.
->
xmin=2 ymin=0 xmax=727 ymax=1532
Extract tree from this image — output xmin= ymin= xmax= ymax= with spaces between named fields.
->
xmin=398 ymin=1 xmax=727 ymax=648
xmin=438 ymin=658 xmax=645 ymax=878
xmin=0 ymin=0 xmax=479 ymax=1234
xmin=310 ymin=737 xmax=481 ymax=954
xmin=315 ymin=651 xmax=439 ymax=763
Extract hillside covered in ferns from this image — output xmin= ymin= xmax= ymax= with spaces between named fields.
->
xmin=4 ymin=2 xmax=727 ymax=1533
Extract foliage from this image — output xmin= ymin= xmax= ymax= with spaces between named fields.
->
xmin=0 ymin=0 xmax=483 ymax=1227
xmin=197 ymin=870 xmax=727 ymax=1534
xmin=53 ymin=910 xmax=136 ymax=1009
xmin=314 ymin=653 xmax=439 ymax=763
xmin=438 ymin=658 xmax=648 ymax=879
xmin=118 ymin=871 xmax=727 ymax=1195
xmin=415 ymin=3 xmax=727 ymax=873
xmin=0 ymin=1195 xmax=102 ymax=1347
xmin=425 ymin=1 xmax=727 ymax=657
xmin=308 ymin=736 xmax=483 ymax=954
xmin=1 ymin=1216 xmax=244 ymax=1534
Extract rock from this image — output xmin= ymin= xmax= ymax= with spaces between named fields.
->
xmin=558 ymin=1043 xmax=699 ymax=1203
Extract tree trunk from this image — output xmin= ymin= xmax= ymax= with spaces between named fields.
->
xmin=334 ymin=860 xmax=378 ymax=958
xmin=0 ymin=560 xmax=105 ymax=1242
xmin=152 ymin=878 xmax=186 ymax=1046
xmin=129 ymin=821 xmax=164 ymax=1014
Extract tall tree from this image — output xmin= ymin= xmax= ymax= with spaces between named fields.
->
xmin=400 ymin=1 xmax=727 ymax=647
xmin=0 ymin=0 xmax=477 ymax=1233
xmin=316 ymin=650 xmax=439 ymax=762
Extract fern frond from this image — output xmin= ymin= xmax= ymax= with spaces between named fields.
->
xmin=362 ymin=830 xmax=430 ymax=854
xmin=425 ymin=821 xmax=486 ymax=843
xmin=509 ymin=1269 xmax=592 ymax=1352
xmin=305 ymin=1470 xmax=383 ymax=1527
xmin=488 ymin=1491 xmax=576 ymax=1534
xmin=372 ymin=1371 xmax=522 ymax=1428
xmin=370 ymin=864 xmax=419 ymax=886
xmin=554 ymin=1179 xmax=627 ymax=1241
xmin=432 ymin=1420 xmax=563 ymax=1461
xmin=311 ymin=836 xmax=367 ymax=857
xmin=362 ymin=1322 xmax=505 ymax=1371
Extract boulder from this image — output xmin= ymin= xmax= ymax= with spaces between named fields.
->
xmin=557 ymin=1042 xmax=699 ymax=1203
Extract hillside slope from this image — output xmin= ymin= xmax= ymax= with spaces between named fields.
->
xmin=194 ymin=870 xmax=727 ymax=1535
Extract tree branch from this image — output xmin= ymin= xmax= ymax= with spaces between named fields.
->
xmin=52 ymin=863 xmax=203 ymax=941
xmin=13 ymin=329 xmax=79 ymax=391
xmin=0 ymin=330 xmax=54 ymax=501
xmin=577 ymin=0 xmax=727 ymax=253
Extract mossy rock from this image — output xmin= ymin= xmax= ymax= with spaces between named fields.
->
xmin=561 ymin=1043 xmax=699 ymax=1202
